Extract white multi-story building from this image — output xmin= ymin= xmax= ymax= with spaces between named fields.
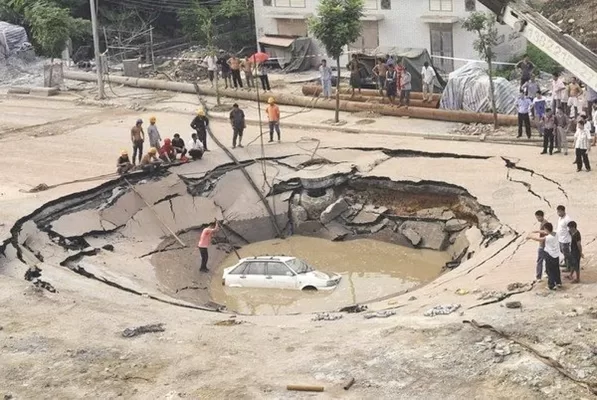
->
xmin=254 ymin=0 xmax=526 ymax=72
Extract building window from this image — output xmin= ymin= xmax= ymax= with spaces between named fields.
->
xmin=465 ymin=0 xmax=476 ymax=11
xmin=263 ymin=0 xmax=272 ymax=5
xmin=429 ymin=0 xmax=453 ymax=11
xmin=381 ymin=0 xmax=391 ymax=10
xmin=430 ymin=24 xmax=454 ymax=73
xmin=274 ymin=0 xmax=305 ymax=7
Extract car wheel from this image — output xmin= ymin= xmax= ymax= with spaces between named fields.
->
xmin=302 ymin=286 xmax=317 ymax=291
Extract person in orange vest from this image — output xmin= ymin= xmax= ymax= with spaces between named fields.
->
xmin=266 ymin=97 xmax=281 ymax=143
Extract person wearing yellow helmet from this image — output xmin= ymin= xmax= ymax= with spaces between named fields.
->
xmin=266 ymin=97 xmax=281 ymax=143
xmin=191 ymin=108 xmax=210 ymax=151
xmin=117 ymin=149 xmax=133 ymax=175
xmin=130 ymin=118 xmax=145 ymax=165
xmin=140 ymin=147 xmax=161 ymax=166
xmin=147 ymin=116 xmax=161 ymax=149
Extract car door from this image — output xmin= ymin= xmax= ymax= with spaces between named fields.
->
xmin=265 ymin=262 xmax=298 ymax=290
xmin=243 ymin=261 xmax=268 ymax=288
xmin=225 ymin=262 xmax=248 ymax=287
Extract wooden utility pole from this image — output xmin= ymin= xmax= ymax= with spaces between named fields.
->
xmin=90 ymin=0 xmax=105 ymax=98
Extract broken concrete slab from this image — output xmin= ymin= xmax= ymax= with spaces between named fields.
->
xmin=350 ymin=205 xmax=387 ymax=225
xmin=134 ymin=174 xmax=188 ymax=206
xmin=402 ymin=228 xmax=422 ymax=247
xmin=400 ymin=221 xmax=448 ymax=250
xmin=415 ymin=208 xmax=455 ymax=221
xmin=445 ymin=219 xmax=469 ymax=233
xmin=50 ymin=209 xmax=119 ymax=238
xmin=447 ymin=230 xmax=469 ymax=260
xmin=320 ymin=197 xmax=349 ymax=224
xmin=295 ymin=220 xmax=325 ymax=236
xmin=321 ymin=221 xmax=352 ymax=241
xmin=290 ymin=204 xmax=308 ymax=227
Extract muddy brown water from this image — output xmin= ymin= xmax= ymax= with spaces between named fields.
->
xmin=209 ymin=236 xmax=450 ymax=315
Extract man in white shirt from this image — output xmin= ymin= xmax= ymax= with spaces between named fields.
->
xmin=574 ymin=119 xmax=593 ymax=172
xmin=187 ymin=133 xmax=204 ymax=160
xmin=551 ymin=72 xmax=565 ymax=111
xmin=203 ymin=54 xmax=218 ymax=87
xmin=556 ymin=205 xmax=572 ymax=271
xmin=421 ymin=61 xmax=436 ymax=102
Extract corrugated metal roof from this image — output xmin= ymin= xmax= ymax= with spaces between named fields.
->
xmin=258 ymin=36 xmax=296 ymax=48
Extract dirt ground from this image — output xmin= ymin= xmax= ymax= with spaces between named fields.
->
xmin=2 ymin=87 xmax=597 ymax=400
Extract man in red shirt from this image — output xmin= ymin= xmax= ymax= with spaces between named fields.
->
xmin=198 ymin=221 xmax=219 ymax=272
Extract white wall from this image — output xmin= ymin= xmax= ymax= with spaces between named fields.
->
xmin=253 ymin=0 xmax=526 ymax=70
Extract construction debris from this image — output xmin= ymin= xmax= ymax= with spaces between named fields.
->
xmin=287 ymin=384 xmax=325 ymax=392
xmin=424 ymin=304 xmax=461 ymax=317
xmin=122 ymin=323 xmax=165 ymax=338
xmin=363 ymin=310 xmax=396 ymax=319
xmin=343 ymin=377 xmax=356 ymax=390
xmin=312 ymin=313 xmax=343 ymax=322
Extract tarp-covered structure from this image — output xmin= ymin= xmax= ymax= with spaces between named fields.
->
xmin=258 ymin=35 xmax=313 ymax=72
xmin=0 ymin=21 xmax=29 ymax=60
xmin=440 ymin=63 xmax=518 ymax=115
xmin=354 ymin=47 xmax=446 ymax=92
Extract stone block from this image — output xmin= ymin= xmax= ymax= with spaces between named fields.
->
xmin=400 ymin=221 xmax=448 ymax=250
xmin=320 ymin=197 xmax=349 ymax=224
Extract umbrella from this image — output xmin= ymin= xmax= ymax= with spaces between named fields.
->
xmin=250 ymin=52 xmax=269 ymax=64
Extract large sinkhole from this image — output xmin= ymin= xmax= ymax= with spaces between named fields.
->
xmin=0 ymin=154 xmax=505 ymax=316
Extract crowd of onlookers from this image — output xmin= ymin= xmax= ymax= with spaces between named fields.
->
xmin=116 ymin=98 xmax=283 ymax=175
xmin=515 ymin=55 xmax=596 ymax=172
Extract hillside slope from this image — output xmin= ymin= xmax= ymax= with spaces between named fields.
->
xmin=540 ymin=0 xmax=597 ymax=49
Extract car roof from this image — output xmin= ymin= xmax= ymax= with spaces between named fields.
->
xmin=238 ymin=256 xmax=296 ymax=263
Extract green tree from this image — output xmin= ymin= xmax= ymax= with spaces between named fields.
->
xmin=309 ymin=0 xmax=363 ymax=122
xmin=462 ymin=11 xmax=499 ymax=128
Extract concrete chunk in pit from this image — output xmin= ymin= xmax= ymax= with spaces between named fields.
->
xmin=319 ymin=197 xmax=349 ymax=224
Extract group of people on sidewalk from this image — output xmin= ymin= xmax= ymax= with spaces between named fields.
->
xmin=117 ymin=97 xmax=284 ymax=174
xmin=528 ymin=206 xmax=583 ymax=290
xmin=202 ymin=50 xmax=272 ymax=92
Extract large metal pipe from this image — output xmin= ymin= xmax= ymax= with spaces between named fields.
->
xmin=301 ymin=85 xmax=439 ymax=108
xmin=302 ymin=85 xmax=442 ymax=102
xmin=63 ymin=71 xmax=518 ymax=125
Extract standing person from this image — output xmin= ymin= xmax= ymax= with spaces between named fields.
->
xmin=522 ymin=75 xmax=539 ymax=100
xmin=229 ymin=103 xmax=245 ymax=148
xmin=197 ymin=221 xmax=219 ymax=273
xmin=187 ymin=133 xmax=204 ymax=160
xmin=202 ymin=53 xmax=218 ymax=87
xmin=216 ymin=50 xmax=231 ymax=89
xmin=372 ymin=58 xmax=388 ymax=96
xmin=421 ymin=61 xmax=436 ymax=102
xmin=541 ymin=108 xmax=556 ymax=155
xmin=555 ymin=106 xmax=569 ymax=154
xmin=528 ymin=222 xmax=561 ymax=290
xmin=241 ymin=57 xmax=254 ymax=89
xmin=516 ymin=91 xmax=533 ymax=138
xmin=533 ymin=210 xmax=548 ymax=281
xmin=147 ymin=116 xmax=161 ymax=150
xmin=399 ymin=67 xmax=412 ymax=108
xmin=385 ymin=66 xmax=397 ymax=105
xmin=568 ymin=77 xmax=583 ymax=119
xmin=567 ymin=221 xmax=583 ymax=283
xmin=266 ymin=97 xmax=281 ymax=143
xmin=257 ymin=62 xmax=271 ymax=92
xmin=347 ymin=54 xmax=361 ymax=97
xmin=585 ymin=86 xmax=597 ymax=125
xmin=117 ymin=150 xmax=133 ymax=175
xmin=593 ymin=103 xmax=597 ymax=135
xmin=556 ymin=205 xmax=572 ymax=272
xmin=191 ymin=108 xmax=210 ymax=151
xmin=228 ymin=54 xmax=243 ymax=89
xmin=171 ymin=133 xmax=187 ymax=160
xmin=551 ymin=72 xmax=566 ymax=112
xmin=319 ymin=59 xmax=333 ymax=99
xmin=516 ymin=55 xmax=535 ymax=88
xmin=130 ymin=119 xmax=145 ymax=165
xmin=574 ymin=119 xmax=593 ymax=172
xmin=533 ymin=91 xmax=547 ymax=136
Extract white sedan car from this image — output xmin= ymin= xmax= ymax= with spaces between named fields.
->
xmin=222 ymin=256 xmax=341 ymax=291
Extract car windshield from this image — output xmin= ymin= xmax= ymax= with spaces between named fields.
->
xmin=286 ymin=258 xmax=314 ymax=274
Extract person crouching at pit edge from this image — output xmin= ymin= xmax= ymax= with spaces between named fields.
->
xmin=172 ymin=133 xmax=188 ymax=161
xmin=140 ymin=147 xmax=161 ymax=166
xmin=566 ymin=221 xmax=583 ymax=283
xmin=198 ymin=220 xmax=219 ymax=273
xmin=187 ymin=133 xmax=204 ymax=160
xmin=158 ymin=138 xmax=177 ymax=162
xmin=117 ymin=150 xmax=133 ymax=175
xmin=527 ymin=222 xmax=562 ymax=290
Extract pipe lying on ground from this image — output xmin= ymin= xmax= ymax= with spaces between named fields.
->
xmin=302 ymin=85 xmax=442 ymax=102
xmin=301 ymin=85 xmax=439 ymax=108
xmin=62 ymin=71 xmax=518 ymax=126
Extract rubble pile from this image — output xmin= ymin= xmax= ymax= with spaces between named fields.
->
xmin=450 ymin=123 xmax=512 ymax=137
xmin=542 ymin=0 xmax=597 ymax=49
xmin=155 ymin=46 xmax=212 ymax=82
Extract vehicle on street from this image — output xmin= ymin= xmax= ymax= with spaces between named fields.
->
xmin=222 ymin=256 xmax=341 ymax=291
